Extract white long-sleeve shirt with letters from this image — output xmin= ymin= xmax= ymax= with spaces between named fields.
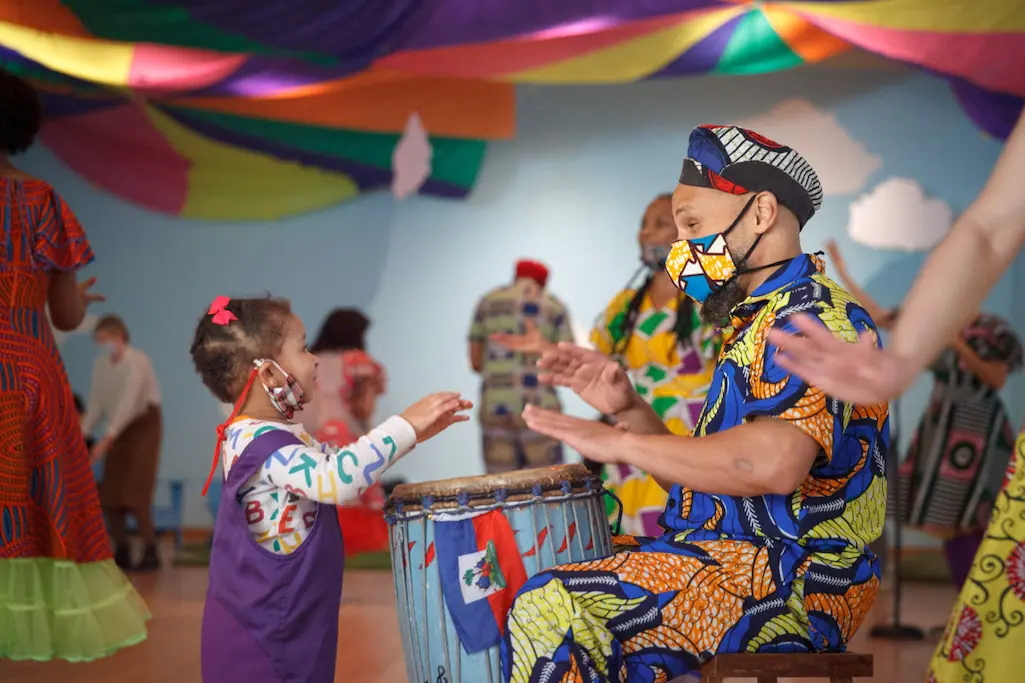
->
xmin=219 ymin=415 xmax=416 ymax=555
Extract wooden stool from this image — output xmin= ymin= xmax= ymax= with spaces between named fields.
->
xmin=695 ymin=653 xmax=873 ymax=683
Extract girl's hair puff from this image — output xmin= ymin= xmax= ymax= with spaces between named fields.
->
xmin=190 ymin=296 xmax=292 ymax=403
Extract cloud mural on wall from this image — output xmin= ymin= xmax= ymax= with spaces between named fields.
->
xmin=847 ymin=177 xmax=954 ymax=252
xmin=50 ymin=310 xmax=98 ymax=347
xmin=732 ymin=99 xmax=882 ymax=196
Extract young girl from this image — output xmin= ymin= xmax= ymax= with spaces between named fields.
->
xmin=190 ymin=295 xmax=472 ymax=683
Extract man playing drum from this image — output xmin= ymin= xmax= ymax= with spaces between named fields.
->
xmin=500 ymin=125 xmax=890 ymax=682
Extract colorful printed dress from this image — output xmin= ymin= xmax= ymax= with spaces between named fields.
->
xmin=501 ymin=255 xmax=888 ymax=683
xmin=893 ymin=314 xmax=1022 ymax=585
xmin=590 ymin=288 xmax=719 ymax=535
xmin=307 ymin=349 xmax=389 ymax=556
xmin=926 ymin=433 xmax=1025 ymax=683
xmin=0 ymin=178 xmax=149 ymax=661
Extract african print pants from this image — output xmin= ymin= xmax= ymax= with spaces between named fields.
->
xmin=500 ymin=536 xmax=879 ymax=683
xmin=482 ymin=425 xmax=563 ymax=474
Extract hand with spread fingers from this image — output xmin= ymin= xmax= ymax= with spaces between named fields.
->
xmin=522 ymin=404 xmax=631 ymax=464
xmin=536 ymin=342 xmax=636 ymax=415
xmin=399 ymin=392 xmax=474 ymax=443
xmin=766 ymin=314 xmax=914 ymax=405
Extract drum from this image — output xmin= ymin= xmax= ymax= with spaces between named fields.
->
xmin=385 ymin=464 xmax=613 ymax=683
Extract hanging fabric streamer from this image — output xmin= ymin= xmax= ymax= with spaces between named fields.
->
xmin=0 ymin=0 xmax=1021 ymax=219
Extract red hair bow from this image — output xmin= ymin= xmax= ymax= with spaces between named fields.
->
xmin=208 ymin=296 xmax=237 ymax=325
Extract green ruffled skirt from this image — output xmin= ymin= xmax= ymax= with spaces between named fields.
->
xmin=0 ymin=557 xmax=151 ymax=662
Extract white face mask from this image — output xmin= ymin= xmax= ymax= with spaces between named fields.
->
xmin=99 ymin=341 xmax=118 ymax=356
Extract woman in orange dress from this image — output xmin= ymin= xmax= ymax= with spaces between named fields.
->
xmin=0 ymin=71 xmax=149 ymax=661
xmin=305 ymin=308 xmax=389 ymax=556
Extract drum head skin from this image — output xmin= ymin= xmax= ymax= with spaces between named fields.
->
xmin=386 ymin=464 xmax=598 ymax=514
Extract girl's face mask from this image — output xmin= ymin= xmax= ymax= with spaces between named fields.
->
xmin=255 ymin=359 xmax=306 ymax=419
xmin=664 ymin=195 xmax=759 ymax=304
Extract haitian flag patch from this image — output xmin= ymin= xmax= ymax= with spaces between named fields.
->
xmin=434 ymin=510 xmax=527 ymax=653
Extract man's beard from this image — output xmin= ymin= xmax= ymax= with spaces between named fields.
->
xmin=701 ymin=252 xmax=751 ymax=327
xmin=700 ymin=275 xmax=747 ymax=327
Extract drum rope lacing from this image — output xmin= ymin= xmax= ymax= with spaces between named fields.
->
xmin=384 ymin=477 xmax=625 ymax=533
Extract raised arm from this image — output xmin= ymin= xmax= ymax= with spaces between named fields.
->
xmin=889 ymin=109 xmax=1025 ymax=366
xmin=824 ymin=240 xmax=891 ymax=324
xmin=767 ymin=110 xmax=1025 ymax=404
xmin=260 ymin=416 xmax=417 ymax=505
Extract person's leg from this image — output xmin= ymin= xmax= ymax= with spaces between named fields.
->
xmin=522 ymin=433 xmax=563 ymax=469
xmin=500 ymin=540 xmax=786 ymax=683
xmin=129 ymin=408 xmax=162 ymax=571
xmin=105 ymin=508 xmax=131 ymax=568
xmin=482 ymin=427 xmax=519 ymax=474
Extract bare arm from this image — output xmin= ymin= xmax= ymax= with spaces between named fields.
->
xmin=47 ymin=272 xmax=88 ymax=331
xmin=610 ymin=391 xmax=671 ymax=436
xmin=623 ymin=418 xmax=820 ymax=497
xmin=889 ymin=110 xmax=1025 ymax=367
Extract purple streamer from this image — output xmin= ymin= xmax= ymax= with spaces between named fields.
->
xmin=159 ymin=0 xmax=720 ymax=56
xmin=950 ymin=78 xmax=1024 ymax=141
xmin=649 ymin=12 xmax=742 ymax=78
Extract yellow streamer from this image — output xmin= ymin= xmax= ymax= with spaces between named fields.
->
xmin=779 ymin=0 xmax=1025 ymax=33
xmin=144 ymin=107 xmax=358 ymax=221
xmin=507 ymin=7 xmax=744 ymax=84
xmin=0 ymin=20 xmax=133 ymax=85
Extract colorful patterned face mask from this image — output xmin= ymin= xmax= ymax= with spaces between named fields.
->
xmin=664 ymin=195 xmax=758 ymax=304
xmin=640 ymin=243 xmax=672 ymax=269
xmin=254 ymin=358 xmax=306 ymax=419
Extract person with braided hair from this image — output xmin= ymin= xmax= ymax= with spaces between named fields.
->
xmin=589 ymin=194 xmax=721 ymax=535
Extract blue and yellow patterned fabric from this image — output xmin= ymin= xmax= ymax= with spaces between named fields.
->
xmin=500 ymin=254 xmax=889 ymax=683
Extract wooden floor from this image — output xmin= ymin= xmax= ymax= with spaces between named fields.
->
xmin=1 ymin=561 xmax=955 ymax=683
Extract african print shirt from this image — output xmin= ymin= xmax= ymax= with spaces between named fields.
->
xmin=220 ymin=415 xmax=416 ymax=554
xmin=663 ymin=254 xmax=890 ymax=560
xmin=591 ymin=289 xmax=720 ymax=436
xmin=470 ymin=279 xmax=574 ymax=426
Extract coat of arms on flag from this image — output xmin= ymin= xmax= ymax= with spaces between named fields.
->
xmin=434 ymin=510 xmax=528 ymax=653
xmin=458 ymin=542 xmax=506 ymax=603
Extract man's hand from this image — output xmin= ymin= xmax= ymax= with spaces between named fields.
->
xmin=536 ymin=343 xmax=637 ymax=415
xmin=490 ymin=320 xmax=549 ymax=355
xmin=766 ymin=314 xmax=915 ymax=404
xmin=90 ymin=435 xmax=114 ymax=464
xmin=522 ymin=405 xmax=632 ymax=463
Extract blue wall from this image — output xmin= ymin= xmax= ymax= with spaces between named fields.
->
xmin=23 ymin=66 xmax=1017 ymax=530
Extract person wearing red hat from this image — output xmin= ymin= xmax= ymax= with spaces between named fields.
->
xmin=468 ymin=259 xmax=574 ymax=473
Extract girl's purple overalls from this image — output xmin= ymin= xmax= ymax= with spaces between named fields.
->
xmin=201 ymin=430 xmax=344 ymax=683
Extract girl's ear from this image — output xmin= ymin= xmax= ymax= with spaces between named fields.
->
xmin=255 ymin=360 xmax=281 ymax=388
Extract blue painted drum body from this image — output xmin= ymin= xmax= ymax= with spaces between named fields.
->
xmin=385 ymin=464 xmax=612 ymax=683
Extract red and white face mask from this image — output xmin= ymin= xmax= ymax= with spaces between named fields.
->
xmin=254 ymin=359 xmax=306 ymax=419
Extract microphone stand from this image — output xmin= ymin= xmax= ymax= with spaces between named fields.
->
xmin=871 ymin=395 xmax=925 ymax=640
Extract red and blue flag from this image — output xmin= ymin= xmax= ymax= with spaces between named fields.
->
xmin=434 ymin=510 xmax=528 ymax=653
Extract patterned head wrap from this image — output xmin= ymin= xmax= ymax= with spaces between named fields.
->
xmin=678 ymin=125 xmax=823 ymax=228
xmin=515 ymin=259 xmax=549 ymax=287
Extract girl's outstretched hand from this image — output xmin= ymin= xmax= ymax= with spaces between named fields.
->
xmin=400 ymin=392 xmax=473 ymax=443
